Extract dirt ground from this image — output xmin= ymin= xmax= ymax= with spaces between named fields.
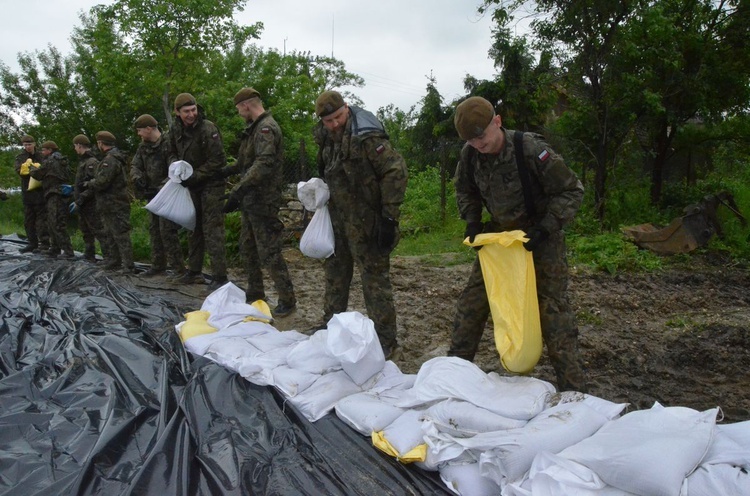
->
xmin=132 ymin=247 xmax=750 ymax=424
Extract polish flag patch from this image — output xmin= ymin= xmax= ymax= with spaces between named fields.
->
xmin=538 ymin=149 xmax=550 ymax=162
xmin=376 ymin=144 xmax=386 ymax=154
xmin=261 ymin=127 xmax=270 ymax=134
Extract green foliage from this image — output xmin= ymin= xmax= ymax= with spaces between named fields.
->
xmin=567 ymin=232 xmax=664 ymax=274
xmin=399 ymin=167 xmax=459 ymax=234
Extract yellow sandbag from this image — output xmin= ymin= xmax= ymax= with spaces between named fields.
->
xmin=464 ymin=231 xmax=542 ymax=374
xmin=20 ymin=159 xmax=31 ymax=176
xmin=242 ymin=299 xmax=274 ymax=324
xmin=27 ymin=176 xmax=42 ymax=191
xmin=180 ymin=310 xmax=217 ymax=342
xmin=371 ymin=431 xmax=427 ymax=463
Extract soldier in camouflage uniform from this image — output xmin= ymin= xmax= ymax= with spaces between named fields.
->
xmin=222 ymin=88 xmax=296 ymax=315
xmin=29 ymin=141 xmax=75 ymax=259
xmin=168 ymin=93 xmax=227 ymax=287
xmin=14 ymin=135 xmax=49 ymax=253
xmin=86 ymin=131 xmax=135 ymax=273
xmin=450 ymin=96 xmax=587 ymax=392
xmin=312 ymin=90 xmax=408 ymax=359
xmin=130 ymin=114 xmax=185 ymax=277
xmin=71 ymin=134 xmax=109 ymax=263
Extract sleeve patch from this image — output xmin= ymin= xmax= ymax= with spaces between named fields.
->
xmin=211 ymin=133 xmax=220 ymax=140
xmin=261 ymin=127 xmax=271 ymax=134
xmin=376 ymin=144 xmax=386 ymax=155
xmin=538 ymin=149 xmax=550 ymax=162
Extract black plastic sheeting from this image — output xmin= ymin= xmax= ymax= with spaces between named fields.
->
xmin=0 ymin=237 xmax=451 ymax=495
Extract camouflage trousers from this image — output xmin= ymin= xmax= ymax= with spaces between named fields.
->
xmin=45 ymin=194 xmax=74 ymax=254
xmin=187 ymin=185 xmax=226 ymax=279
xmin=79 ymin=200 xmax=106 ymax=258
xmin=449 ymin=230 xmax=588 ymax=392
xmin=23 ymin=201 xmax=49 ymax=247
xmin=149 ymin=212 xmax=184 ymax=271
xmin=97 ymin=201 xmax=133 ymax=267
xmin=323 ymin=211 xmax=398 ymax=350
xmin=240 ymin=198 xmax=295 ymax=305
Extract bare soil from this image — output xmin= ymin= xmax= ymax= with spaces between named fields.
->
xmin=132 ymin=248 xmax=750 ymax=424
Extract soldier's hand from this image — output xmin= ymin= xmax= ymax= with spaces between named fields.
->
xmin=220 ymin=166 xmax=237 ymax=179
xmin=134 ymin=178 xmax=147 ymax=191
xmin=69 ymin=202 xmax=79 ymax=215
xmin=523 ymin=225 xmax=549 ymax=252
xmin=181 ymin=175 xmax=197 ymax=188
xmin=464 ymin=221 xmax=484 ymax=250
xmin=222 ymin=193 xmax=241 ymax=213
xmin=61 ymin=184 xmax=74 ymax=197
xmin=378 ymin=217 xmax=399 ymax=252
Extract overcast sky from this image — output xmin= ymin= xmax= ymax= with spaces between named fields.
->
xmin=0 ymin=0 xmax=498 ymax=112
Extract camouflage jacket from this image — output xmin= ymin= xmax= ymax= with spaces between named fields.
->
xmin=14 ymin=149 xmax=46 ymax=204
xmin=29 ymin=151 xmax=69 ymax=198
xmin=316 ymin=106 xmax=408 ymax=232
xmin=75 ymin=150 xmax=100 ymax=205
xmin=168 ymin=105 xmax=226 ymax=188
xmin=87 ymin=147 xmax=130 ymax=207
xmin=230 ymin=111 xmax=284 ymax=204
xmin=454 ymin=129 xmax=583 ymax=234
xmin=131 ymin=133 xmax=170 ymax=199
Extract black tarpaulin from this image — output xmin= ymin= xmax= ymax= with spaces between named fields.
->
xmin=0 ymin=238 xmax=450 ymax=495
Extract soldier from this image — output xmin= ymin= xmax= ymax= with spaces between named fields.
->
xmin=312 ymin=90 xmax=408 ymax=359
xmin=168 ymin=93 xmax=228 ymax=289
xmin=28 ymin=141 xmax=75 ymax=259
xmin=221 ymin=88 xmax=296 ymax=317
xmin=449 ymin=96 xmax=587 ymax=392
xmin=130 ymin=114 xmax=186 ymax=277
xmin=13 ymin=135 xmax=49 ymax=253
xmin=71 ymin=134 xmax=109 ymax=263
xmin=85 ymin=131 xmax=135 ymax=273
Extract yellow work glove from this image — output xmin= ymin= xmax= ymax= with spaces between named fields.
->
xmin=20 ymin=159 xmax=31 ymax=176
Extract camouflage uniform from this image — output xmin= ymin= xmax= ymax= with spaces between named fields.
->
xmin=14 ymin=149 xmax=49 ymax=249
xmin=450 ymin=129 xmax=587 ymax=392
xmin=229 ymin=111 xmax=295 ymax=305
xmin=29 ymin=151 xmax=74 ymax=256
xmin=131 ymin=133 xmax=185 ymax=272
xmin=168 ymin=106 xmax=227 ymax=281
xmin=74 ymin=149 xmax=109 ymax=261
xmin=87 ymin=147 xmax=134 ymax=269
xmin=315 ymin=107 xmax=408 ymax=351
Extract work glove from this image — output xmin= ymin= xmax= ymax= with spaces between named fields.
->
xmin=523 ymin=225 xmax=550 ymax=252
xmin=69 ymin=202 xmax=79 ymax=215
xmin=222 ymin=192 xmax=241 ymax=213
xmin=180 ymin=175 xmax=198 ymax=188
xmin=378 ymin=217 xmax=399 ymax=252
xmin=133 ymin=177 xmax=147 ymax=191
xmin=61 ymin=184 xmax=74 ymax=197
xmin=464 ymin=221 xmax=484 ymax=250
xmin=220 ymin=166 xmax=238 ymax=179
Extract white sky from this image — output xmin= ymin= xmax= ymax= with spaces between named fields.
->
xmin=0 ymin=0 xmax=499 ymax=112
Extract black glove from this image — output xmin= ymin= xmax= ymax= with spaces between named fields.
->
xmin=523 ymin=225 xmax=550 ymax=252
xmin=464 ymin=221 xmax=484 ymax=250
xmin=220 ymin=166 xmax=238 ymax=179
xmin=222 ymin=193 xmax=241 ymax=213
xmin=181 ymin=175 xmax=198 ymax=188
xmin=134 ymin=177 xmax=147 ymax=191
xmin=378 ymin=217 xmax=399 ymax=252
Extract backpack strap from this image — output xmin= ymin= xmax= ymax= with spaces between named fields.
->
xmin=513 ymin=130 xmax=536 ymax=218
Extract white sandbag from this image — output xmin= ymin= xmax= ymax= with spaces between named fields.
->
xmin=717 ymin=420 xmax=750 ymax=451
xmin=360 ymin=360 xmax=416 ymax=392
xmin=379 ymin=409 xmax=427 ymax=458
xmin=288 ymin=370 xmax=362 ymax=422
xmin=440 ymin=461 xmax=502 ymax=496
xmin=299 ymin=205 xmax=335 ymax=259
xmin=549 ymin=391 xmax=629 ymax=421
xmin=146 ymin=160 xmax=196 ymax=230
xmin=245 ymin=328 xmax=307 ymax=353
xmin=335 ymin=391 xmax=407 ymax=436
xmin=184 ymin=320 xmax=274 ymax=356
xmin=686 ymin=464 xmax=750 ymax=496
xmin=272 ymin=365 xmax=320 ymax=398
xmin=422 ymin=399 xmax=527 ymax=437
xmin=399 ymin=357 xmax=554 ymax=420
xmin=286 ymin=329 xmax=341 ymax=374
xmin=297 ymin=177 xmax=329 ymax=211
xmin=700 ymin=427 xmax=750 ymax=468
xmin=325 ymin=311 xmax=385 ymax=385
xmin=201 ymin=282 xmax=272 ymax=329
xmin=559 ymin=403 xmax=718 ymax=496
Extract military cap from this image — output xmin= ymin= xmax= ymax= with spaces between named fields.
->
xmin=95 ymin=131 xmax=117 ymax=145
xmin=454 ymin=96 xmax=496 ymax=140
xmin=234 ymin=87 xmax=261 ymax=106
xmin=41 ymin=140 xmax=58 ymax=150
xmin=134 ymin=114 xmax=158 ymax=128
xmin=73 ymin=134 xmax=91 ymax=146
xmin=174 ymin=93 xmax=197 ymax=110
xmin=21 ymin=134 xmax=35 ymax=144
xmin=315 ymin=90 xmax=345 ymax=117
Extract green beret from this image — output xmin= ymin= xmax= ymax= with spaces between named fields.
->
xmin=174 ymin=93 xmax=197 ymax=110
xmin=41 ymin=140 xmax=58 ymax=150
xmin=21 ymin=134 xmax=35 ymax=144
xmin=95 ymin=131 xmax=116 ymax=145
xmin=134 ymin=114 xmax=158 ymax=128
xmin=73 ymin=134 xmax=91 ymax=146
xmin=454 ymin=96 xmax=495 ymax=140
xmin=315 ymin=90 xmax=345 ymax=117
xmin=234 ymin=87 xmax=261 ymax=105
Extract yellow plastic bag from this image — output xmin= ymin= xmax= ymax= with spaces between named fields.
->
xmin=179 ymin=310 xmax=218 ymax=342
xmin=242 ymin=299 xmax=274 ymax=324
xmin=371 ymin=431 xmax=427 ymax=463
xmin=27 ymin=176 xmax=42 ymax=191
xmin=464 ymin=231 xmax=542 ymax=374
xmin=20 ymin=159 xmax=31 ymax=176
